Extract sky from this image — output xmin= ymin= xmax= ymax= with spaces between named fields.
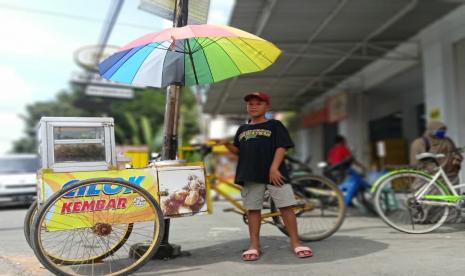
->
xmin=0 ymin=0 xmax=234 ymax=153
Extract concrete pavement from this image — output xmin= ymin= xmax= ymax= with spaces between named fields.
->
xmin=1 ymin=202 xmax=464 ymax=276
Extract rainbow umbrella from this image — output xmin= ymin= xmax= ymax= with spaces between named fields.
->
xmin=98 ymin=24 xmax=281 ymax=87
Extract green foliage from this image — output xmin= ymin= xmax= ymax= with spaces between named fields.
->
xmin=12 ymin=90 xmax=88 ymax=153
xmin=140 ymin=116 xmax=153 ymax=147
xmin=12 ymin=86 xmax=200 ymax=153
xmin=179 ymin=87 xmax=200 ymax=146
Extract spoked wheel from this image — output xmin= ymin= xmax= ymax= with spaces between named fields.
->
xmin=271 ymin=175 xmax=346 ymax=241
xmin=25 ymin=200 xmax=134 ymax=264
xmin=24 ymin=200 xmax=38 ymax=248
xmin=373 ymin=170 xmax=449 ymax=234
xmin=31 ymin=178 xmax=164 ymax=276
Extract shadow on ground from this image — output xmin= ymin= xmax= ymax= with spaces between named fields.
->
xmin=137 ymin=235 xmax=388 ymax=275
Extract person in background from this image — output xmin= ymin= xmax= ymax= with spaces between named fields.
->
xmin=326 ymin=135 xmax=365 ymax=181
xmin=410 ymin=120 xmax=463 ymax=182
xmin=327 ymin=135 xmax=352 ymax=167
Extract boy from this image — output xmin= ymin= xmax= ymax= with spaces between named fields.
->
xmin=221 ymin=92 xmax=312 ymax=261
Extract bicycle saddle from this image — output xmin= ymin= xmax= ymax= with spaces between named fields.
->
xmin=416 ymin=152 xmax=445 ymax=161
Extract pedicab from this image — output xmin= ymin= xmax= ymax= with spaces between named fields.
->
xmin=27 ymin=117 xmax=210 ymax=276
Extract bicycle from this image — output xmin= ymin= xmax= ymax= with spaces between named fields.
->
xmin=285 ymin=155 xmax=313 ymax=177
xmin=189 ymin=144 xmax=346 ymax=241
xmin=372 ymin=148 xmax=465 ymax=234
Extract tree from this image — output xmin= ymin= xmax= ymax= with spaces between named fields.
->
xmin=12 ymin=90 xmax=87 ymax=153
xmin=12 ymin=86 xmax=200 ymax=154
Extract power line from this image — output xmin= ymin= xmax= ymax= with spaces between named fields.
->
xmin=0 ymin=3 xmax=160 ymax=31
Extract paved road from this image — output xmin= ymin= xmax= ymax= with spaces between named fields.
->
xmin=1 ymin=202 xmax=465 ymax=276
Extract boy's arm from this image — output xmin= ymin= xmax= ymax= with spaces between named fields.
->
xmin=224 ymin=142 xmax=239 ymax=155
xmin=269 ymin=147 xmax=286 ymax=186
xmin=217 ymin=139 xmax=239 ymax=155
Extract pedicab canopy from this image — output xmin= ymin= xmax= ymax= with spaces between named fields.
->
xmin=37 ymin=117 xmax=210 ymax=231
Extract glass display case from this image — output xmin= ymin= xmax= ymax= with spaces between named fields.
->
xmin=37 ymin=117 xmax=116 ymax=172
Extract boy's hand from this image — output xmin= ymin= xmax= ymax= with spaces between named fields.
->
xmin=215 ymin=139 xmax=229 ymax=145
xmin=269 ymin=168 xmax=285 ymax=186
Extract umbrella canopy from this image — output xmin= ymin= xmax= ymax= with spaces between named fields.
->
xmin=98 ymin=24 xmax=281 ymax=87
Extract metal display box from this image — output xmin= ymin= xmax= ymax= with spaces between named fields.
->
xmin=37 ymin=117 xmax=116 ymax=172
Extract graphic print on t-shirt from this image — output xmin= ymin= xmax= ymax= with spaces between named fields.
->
xmin=238 ymin=129 xmax=272 ymax=141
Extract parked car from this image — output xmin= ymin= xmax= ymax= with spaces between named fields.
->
xmin=0 ymin=154 xmax=38 ymax=206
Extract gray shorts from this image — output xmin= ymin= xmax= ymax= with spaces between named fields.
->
xmin=241 ymin=182 xmax=297 ymax=210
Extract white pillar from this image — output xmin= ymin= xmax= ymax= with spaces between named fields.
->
xmin=296 ymin=128 xmax=310 ymax=161
xmin=339 ymin=92 xmax=370 ymax=166
xmin=422 ymin=26 xmax=465 ymax=181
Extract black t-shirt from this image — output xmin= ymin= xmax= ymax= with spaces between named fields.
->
xmin=233 ymin=119 xmax=294 ymax=185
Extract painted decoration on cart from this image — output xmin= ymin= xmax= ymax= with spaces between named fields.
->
xmin=157 ymin=165 xmax=207 ymax=217
xmin=39 ymin=168 xmax=158 ymax=231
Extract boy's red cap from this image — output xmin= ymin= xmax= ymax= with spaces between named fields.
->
xmin=244 ymin=92 xmax=270 ymax=104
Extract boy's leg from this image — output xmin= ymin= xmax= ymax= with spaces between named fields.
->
xmin=268 ymin=184 xmax=312 ymax=257
xmin=241 ymin=183 xmax=266 ymax=260
xmin=279 ymin=206 xmax=301 ymax=248
xmin=247 ymin=209 xmax=261 ymax=251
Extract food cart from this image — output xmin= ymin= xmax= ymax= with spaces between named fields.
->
xmin=28 ymin=117 xmax=210 ymax=276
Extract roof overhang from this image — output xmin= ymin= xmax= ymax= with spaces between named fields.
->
xmin=203 ymin=0 xmax=462 ymax=115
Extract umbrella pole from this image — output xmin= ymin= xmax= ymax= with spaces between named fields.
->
xmin=154 ymin=0 xmax=188 ymax=259
xmin=161 ymin=84 xmax=181 ymax=160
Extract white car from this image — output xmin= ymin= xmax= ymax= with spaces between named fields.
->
xmin=0 ymin=154 xmax=38 ymax=206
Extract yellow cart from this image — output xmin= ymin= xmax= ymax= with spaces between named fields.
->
xmin=27 ymin=117 xmax=210 ymax=276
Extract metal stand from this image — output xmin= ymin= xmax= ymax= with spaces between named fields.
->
xmin=153 ymin=84 xmax=183 ymax=259
xmin=153 ymin=0 xmax=189 ymax=260
xmin=124 ymin=0 xmax=191 ymax=261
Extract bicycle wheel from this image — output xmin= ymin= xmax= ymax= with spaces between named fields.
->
xmin=31 ymin=178 xmax=164 ymax=276
xmin=272 ymin=175 xmax=346 ymax=241
xmin=24 ymin=200 xmax=38 ymax=248
xmin=373 ymin=170 xmax=449 ymax=234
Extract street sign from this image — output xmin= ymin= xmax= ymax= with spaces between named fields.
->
xmin=71 ymin=72 xmax=139 ymax=99
xmin=70 ymin=72 xmax=145 ymax=89
xmin=74 ymin=45 xmax=119 ymax=72
xmin=139 ymin=0 xmax=210 ymax=24
xmin=327 ymin=92 xmax=348 ymax=123
xmin=85 ymin=85 xmax=134 ymax=99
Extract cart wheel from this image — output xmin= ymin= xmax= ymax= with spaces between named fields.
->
xmin=24 ymin=200 xmax=37 ymax=248
xmin=31 ymin=178 xmax=164 ymax=276
xmin=24 ymin=199 xmax=134 ymax=264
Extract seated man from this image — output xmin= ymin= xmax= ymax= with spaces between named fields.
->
xmin=410 ymin=121 xmax=462 ymax=182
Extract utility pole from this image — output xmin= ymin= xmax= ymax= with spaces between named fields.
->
xmin=156 ymin=0 xmax=189 ymax=259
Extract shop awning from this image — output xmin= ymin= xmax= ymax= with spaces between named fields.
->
xmin=203 ymin=0 xmax=462 ymax=115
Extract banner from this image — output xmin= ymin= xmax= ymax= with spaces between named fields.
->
xmin=39 ymin=168 xmax=158 ymax=231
